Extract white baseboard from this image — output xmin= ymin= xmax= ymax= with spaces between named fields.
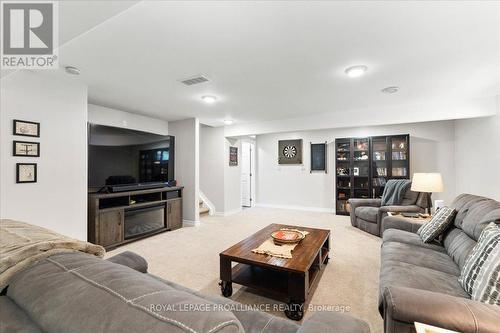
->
xmin=255 ymin=203 xmax=335 ymax=213
xmin=182 ymin=219 xmax=200 ymax=227
xmin=214 ymin=208 xmax=243 ymax=217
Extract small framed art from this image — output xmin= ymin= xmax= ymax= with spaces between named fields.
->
xmin=13 ymin=119 xmax=40 ymax=137
xmin=229 ymin=146 xmax=238 ymax=166
xmin=13 ymin=141 xmax=40 ymax=157
xmin=16 ymin=163 xmax=37 ymax=183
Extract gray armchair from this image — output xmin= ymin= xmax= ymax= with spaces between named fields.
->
xmin=348 ymin=187 xmax=428 ymax=236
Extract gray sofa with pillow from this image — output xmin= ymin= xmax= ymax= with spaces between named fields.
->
xmin=379 ymin=193 xmax=500 ymax=333
xmin=348 ymin=185 xmax=428 ymax=236
xmin=0 ymin=251 xmax=370 ymax=333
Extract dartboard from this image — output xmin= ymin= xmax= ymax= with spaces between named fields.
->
xmin=283 ymin=145 xmax=297 ymax=158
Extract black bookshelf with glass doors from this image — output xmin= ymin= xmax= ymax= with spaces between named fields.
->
xmin=335 ymin=135 xmax=410 ymax=215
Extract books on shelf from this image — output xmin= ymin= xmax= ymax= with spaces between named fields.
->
xmin=373 ymin=151 xmax=386 ymax=160
xmin=392 ymin=151 xmax=407 ymax=160
xmin=375 ymin=167 xmax=387 ymax=176
xmin=373 ymin=178 xmax=387 ymax=187
xmin=392 ymin=167 xmax=408 ymax=176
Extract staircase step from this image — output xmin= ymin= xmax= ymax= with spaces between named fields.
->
xmin=200 ymin=206 xmax=209 ymax=214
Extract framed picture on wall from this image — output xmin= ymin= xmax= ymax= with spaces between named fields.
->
xmin=229 ymin=146 xmax=238 ymax=166
xmin=13 ymin=141 xmax=40 ymax=157
xmin=16 ymin=163 xmax=37 ymax=183
xmin=278 ymin=139 xmax=303 ymax=164
xmin=13 ymin=119 xmax=40 ymax=137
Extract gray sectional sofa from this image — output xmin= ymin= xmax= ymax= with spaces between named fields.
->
xmin=379 ymin=193 xmax=500 ymax=333
xmin=349 ymin=187 xmax=428 ymax=236
xmin=0 ymin=251 xmax=370 ymax=333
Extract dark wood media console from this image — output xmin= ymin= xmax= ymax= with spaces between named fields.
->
xmin=88 ymin=186 xmax=183 ymax=249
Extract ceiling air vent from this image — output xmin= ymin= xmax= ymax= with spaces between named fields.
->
xmin=179 ymin=75 xmax=209 ymax=86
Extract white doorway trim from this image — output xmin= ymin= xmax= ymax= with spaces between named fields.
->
xmin=241 ymin=141 xmax=255 ymax=207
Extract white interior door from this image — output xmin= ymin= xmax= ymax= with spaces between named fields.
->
xmin=241 ymin=142 xmax=252 ymax=207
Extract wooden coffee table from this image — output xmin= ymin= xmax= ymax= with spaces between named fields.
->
xmin=219 ymin=223 xmax=330 ymax=320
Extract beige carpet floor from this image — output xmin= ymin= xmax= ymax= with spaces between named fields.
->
xmin=107 ymin=207 xmax=383 ymax=333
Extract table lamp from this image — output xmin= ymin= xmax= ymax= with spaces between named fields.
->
xmin=411 ymin=173 xmax=444 ymax=215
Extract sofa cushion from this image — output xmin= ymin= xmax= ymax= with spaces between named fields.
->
xmin=383 ymin=229 xmax=446 ymax=253
xmin=106 ymin=251 xmax=148 ymax=273
xmin=462 ymin=203 xmax=500 ymax=241
xmin=459 ymin=223 xmax=500 ymax=305
xmin=355 ymin=207 xmax=378 ymax=223
xmin=443 ymin=228 xmax=477 ymax=270
xmin=443 ymin=194 xmax=500 ymax=271
xmin=400 ymin=188 xmax=419 ymax=206
xmin=382 ymin=241 xmax=460 ymax=276
xmin=0 ymin=296 xmax=42 ymax=333
xmin=450 ymin=194 xmax=491 ymax=230
xmin=150 ymin=275 xmax=300 ymax=333
xmin=417 ymin=207 xmax=456 ymax=243
xmin=296 ymin=312 xmax=370 ymax=333
xmin=7 ymin=252 xmax=243 ymax=333
xmin=379 ymin=260 xmax=470 ymax=306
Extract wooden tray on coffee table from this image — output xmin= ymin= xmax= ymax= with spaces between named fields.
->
xmin=219 ymin=223 xmax=330 ymax=320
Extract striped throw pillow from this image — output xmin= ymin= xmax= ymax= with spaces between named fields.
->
xmin=459 ymin=222 xmax=500 ymax=304
xmin=417 ymin=207 xmax=456 ymax=243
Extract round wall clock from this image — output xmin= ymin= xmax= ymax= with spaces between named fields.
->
xmin=283 ymin=145 xmax=297 ymax=158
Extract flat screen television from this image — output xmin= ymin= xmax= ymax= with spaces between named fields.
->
xmin=88 ymin=124 xmax=174 ymax=188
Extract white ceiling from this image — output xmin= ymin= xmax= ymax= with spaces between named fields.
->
xmin=57 ymin=0 xmax=500 ymax=127
xmin=59 ymin=1 xmax=141 ymax=45
xmin=0 ymin=1 xmax=139 ymax=77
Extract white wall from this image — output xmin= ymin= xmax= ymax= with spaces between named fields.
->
xmin=454 ymin=101 xmax=500 ymax=200
xmin=199 ymin=126 xmax=225 ymax=213
xmin=225 ymin=96 xmax=497 ymax=137
xmin=224 ymin=138 xmax=242 ymax=214
xmin=169 ymin=118 xmax=199 ymax=223
xmin=199 ymin=126 xmax=242 ymax=215
xmin=256 ymin=120 xmax=456 ymax=212
xmin=88 ymin=104 xmax=168 ymax=135
xmin=1 ymin=71 xmax=88 ymax=240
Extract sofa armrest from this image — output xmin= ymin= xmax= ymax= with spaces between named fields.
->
xmin=381 ymin=216 xmax=424 ymax=234
xmin=298 ymin=312 xmax=370 ymax=333
xmin=348 ymin=198 xmax=381 ymax=226
xmin=383 ymin=286 xmax=500 ymax=333
xmin=379 ymin=205 xmax=422 ymax=213
xmin=348 ymin=198 xmax=382 ymax=208
xmin=106 ymin=251 xmax=148 ymax=273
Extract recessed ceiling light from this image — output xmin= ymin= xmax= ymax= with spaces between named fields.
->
xmin=201 ymin=95 xmax=217 ymax=104
xmin=65 ymin=66 xmax=80 ymax=75
xmin=345 ymin=65 xmax=368 ymax=78
xmin=223 ymin=119 xmax=233 ymax=125
xmin=381 ymin=86 xmax=399 ymax=94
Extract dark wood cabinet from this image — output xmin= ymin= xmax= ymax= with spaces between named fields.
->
xmin=166 ymin=198 xmax=182 ymax=230
xmin=88 ymin=187 xmax=183 ymax=249
xmin=335 ymin=135 xmax=410 ymax=215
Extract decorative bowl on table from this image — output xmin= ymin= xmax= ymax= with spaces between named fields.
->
xmin=271 ymin=229 xmax=305 ymax=245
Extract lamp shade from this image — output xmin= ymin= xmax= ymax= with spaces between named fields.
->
xmin=411 ymin=173 xmax=444 ymax=193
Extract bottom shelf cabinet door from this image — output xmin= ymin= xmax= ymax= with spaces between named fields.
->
xmin=98 ymin=210 xmax=124 ymax=247
xmin=167 ymin=199 xmax=182 ymax=230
